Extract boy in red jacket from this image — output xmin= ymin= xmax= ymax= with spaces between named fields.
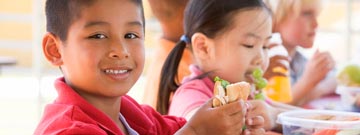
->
xmin=34 ymin=0 xmax=265 ymax=134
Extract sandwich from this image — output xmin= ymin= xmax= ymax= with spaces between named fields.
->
xmin=212 ymin=76 xmax=251 ymax=107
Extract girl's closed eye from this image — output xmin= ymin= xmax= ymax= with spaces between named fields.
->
xmin=242 ymin=44 xmax=254 ymax=48
xmin=88 ymin=33 xmax=107 ymax=39
xmin=263 ymin=45 xmax=270 ymax=50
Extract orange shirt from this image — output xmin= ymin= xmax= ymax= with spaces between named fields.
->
xmin=143 ymin=38 xmax=193 ymax=108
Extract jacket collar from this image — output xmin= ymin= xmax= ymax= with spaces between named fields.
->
xmin=54 ymin=77 xmax=123 ymax=135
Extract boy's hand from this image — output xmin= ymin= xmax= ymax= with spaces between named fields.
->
xmin=177 ymin=98 xmax=247 ymax=135
xmin=303 ymin=50 xmax=334 ymax=87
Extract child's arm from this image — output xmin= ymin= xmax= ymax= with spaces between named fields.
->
xmin=175 ymin=99 xmax=265 ymax=135
xmin=291 ymin=50 xmax=335 ymax=106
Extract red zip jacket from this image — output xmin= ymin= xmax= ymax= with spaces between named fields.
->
xmin=34 ymin=77 xmax=186 ymax=135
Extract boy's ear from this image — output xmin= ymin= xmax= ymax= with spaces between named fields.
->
xmin=42 ymin=32 xmax=63 ymax=66
xmin=191 ymin=32 xmax=214 ymax=60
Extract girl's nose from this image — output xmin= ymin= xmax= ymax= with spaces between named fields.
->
xmin=253 ymin=50 xmax=266 ymax=66
xmin=254 ymin=57 xmax=263 ymax=66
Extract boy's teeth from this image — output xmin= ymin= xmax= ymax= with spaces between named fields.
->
xmin=105 ymin=69 xmax=127 ymax=74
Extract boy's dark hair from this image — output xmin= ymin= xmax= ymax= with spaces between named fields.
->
xmin=157 ymin=0 xmax=271 ymax=114
xmin=45 ymin=0 xmax=144 ymax=41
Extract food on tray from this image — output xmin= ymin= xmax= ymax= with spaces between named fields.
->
xmin=278 ymin=110 xmax=360 ymax=135
xmin=305 ymin=114 xmax=360 ymax=121
xmin=337 ymin=64 xmax=360 ymax=87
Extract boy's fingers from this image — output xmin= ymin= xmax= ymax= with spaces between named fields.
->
xmin=313 ymin=48 xmax=320 ymax=56
xmin=202 ymin=98 xmax=216 ymax=109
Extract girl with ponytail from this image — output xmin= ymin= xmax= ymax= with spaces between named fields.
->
xmin=158 ymin=0 xmax=286 ymax=132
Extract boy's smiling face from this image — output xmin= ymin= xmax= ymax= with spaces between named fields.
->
xmin=45 ymin=0 xmax=144 ymax=97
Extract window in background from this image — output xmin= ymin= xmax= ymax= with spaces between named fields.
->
xmin=307 ymin=0 xmax=360 ymax=68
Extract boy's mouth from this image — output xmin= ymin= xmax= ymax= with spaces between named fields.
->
xmin=102 ymin=67 xmax=132 ymax=80
xmin=104 ymin=69 xmax=129 ymax=74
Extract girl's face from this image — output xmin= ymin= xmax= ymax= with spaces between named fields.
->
xmin=57 ymin=0 xmax=144 ymax=98
xmin=196 ymin=9 xmax=272 ymax=83
xmin=278 ymin=3 xmax=319 ymax=49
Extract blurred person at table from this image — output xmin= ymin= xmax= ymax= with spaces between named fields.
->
xmin=264 ymin=0 xmax=337 ymax=107
xmin=143 ymin=0 xmax=193 ymax=108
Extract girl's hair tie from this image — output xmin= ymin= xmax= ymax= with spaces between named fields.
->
xmin=180 ymin=35 xmax=190 ymax=44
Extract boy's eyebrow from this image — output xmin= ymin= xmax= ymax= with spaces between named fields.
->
xmin=84 ymin=21 xmax=143 ymax=28
xmin=84 ymin=21 xmax=110 ymax=28
xmin=126 ymin=21 xmax=143 ymax=27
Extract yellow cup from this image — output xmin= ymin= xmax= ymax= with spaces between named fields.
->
xmin=264 ymin=67 xmax=292 ymax=103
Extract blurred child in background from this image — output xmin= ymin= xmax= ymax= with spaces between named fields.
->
xmin=264 ymin=0 xmax=337 ymax=106
xmin=143 ymin=0 xmax=193 ymax=108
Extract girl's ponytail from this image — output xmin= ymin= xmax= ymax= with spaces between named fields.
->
xmin=157 ymin=36 xmax=189 ymax=114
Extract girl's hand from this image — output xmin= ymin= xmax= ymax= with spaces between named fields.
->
xmin=246 ymin=100 xmax=279 ymax=131
xmin=177 ymin=98 xmax=247 ymax=135
xmin=244 ymin=115 xmax=266 ymax=135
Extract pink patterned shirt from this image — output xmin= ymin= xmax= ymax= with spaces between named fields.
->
xmin=168 ymin=65 xmax=214 ymax=117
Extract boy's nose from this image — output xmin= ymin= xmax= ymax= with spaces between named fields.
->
xmin=311 ymin=17 xmax=318 ymax=29
xmin=108 ymin=43 xmax=129 ymax=59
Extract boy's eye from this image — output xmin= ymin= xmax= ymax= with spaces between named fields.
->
xmin=302 ymin=11 xmax=314 ymax=17
xmin=124 ymin=33 xmax=138 ymax=39
xmin=89 ymin=34 xmax=107 ymax=39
